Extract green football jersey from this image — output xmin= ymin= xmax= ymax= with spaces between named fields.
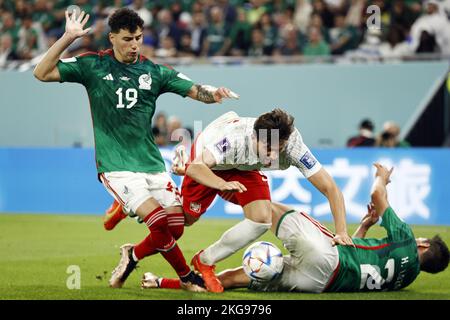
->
xmin=56 ymin=49 xmax=194 ymax=173
xmin=327 ymin=207 xmax=420 ymax=292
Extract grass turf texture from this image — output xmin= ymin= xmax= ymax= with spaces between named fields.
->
xmin=0 ymin=214 xmax=449 ymax=300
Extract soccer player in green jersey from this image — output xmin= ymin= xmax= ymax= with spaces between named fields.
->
xmin=33 ymin=8 xmax=238 ymax=292
xmin=141 ymin=163 xmax=449 ymax=292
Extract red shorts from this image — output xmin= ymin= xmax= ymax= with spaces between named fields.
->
xmin=181 ymin=169 xmax=271 ymax=218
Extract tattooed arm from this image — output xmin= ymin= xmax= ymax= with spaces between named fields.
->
xmin=187 ymin=84 xmax=239 ymax=104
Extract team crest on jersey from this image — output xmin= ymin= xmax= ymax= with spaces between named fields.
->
xmin=138 ymin=73 xmax=152 ymax=90
xmin=190 ymin=202 xmax=201 ymax=214
xmin=300 ymin=151 xmax=317 ymax=169
xmin=215 ymin=138 xmax=231 ymax=154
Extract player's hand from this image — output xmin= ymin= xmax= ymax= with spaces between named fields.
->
xmin=374 ymin=163 xmax=394 ymax=185
xmin=331 ymin=232 xmax=355 ymax=247
xmin=171 ymin=165 xmax=186 ymax=176
xmin=218 ymin=181 xmax=247 ymax=193
xmin=213 ymin=87 xmax=240 ymax=103
xmin=360 ymin=202 xmax=379 ymax=229
xmin=64 ymin=9 xmax=91 ymax=40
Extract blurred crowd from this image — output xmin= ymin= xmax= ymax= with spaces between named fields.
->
xmin=152 ymin=111 xmax=194 ymax=147
xmin=1 ymin=0 xmax=450 ymax=67
xmin=347 ymin=118 xmax=411 ymax=147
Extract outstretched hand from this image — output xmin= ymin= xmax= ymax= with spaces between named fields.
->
xmin=331 ymin=232 xmax=355 ymax=247
xmin=65 ymin=9 xmax=91 ymax=40
xmin=213 ymin=87 xmax=240 ymax=103
xmin=360 ymin=202 xmax=380 ymax=229
xmin=374 ymin=163 xmax=394 ymax=185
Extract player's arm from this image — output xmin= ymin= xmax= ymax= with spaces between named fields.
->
xmin=185 ymin=148 xmax=247 ymax=192
xmin=33 ymin=10 xmax=91 ymax=82
xmin=308 ymin=168 xmax=354 ymax=246
xmin=353 ymin=202 xmax=379 ymax=238
xmin=370 ymin=163 xmax=393 ymax=217
xmin=186 ymin=84 xmax=239 ymax=104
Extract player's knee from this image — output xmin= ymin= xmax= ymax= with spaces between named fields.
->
xmin=245 ymin=218 xmax=272 ymax=233
xmin=248 ymin=212 xmax=272 ymax=224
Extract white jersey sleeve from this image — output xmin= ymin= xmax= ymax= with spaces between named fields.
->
xmin=282 ymin=128 xmax=322 ymax=178
xmin=195 ymin=112 xmax=250 ymax=169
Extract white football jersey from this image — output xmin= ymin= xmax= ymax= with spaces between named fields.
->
xmin=194 ymin=111 xmax=322 ymax=178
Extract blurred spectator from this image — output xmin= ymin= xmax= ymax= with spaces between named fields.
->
xmin=347 ymin=118 xmax=376 ymax=147
xmin=303 ymin=26 xmax=330 ymax=56
xmin=294 ymin=0 xmax=313 ymax=33
xmin=167 ymin=116 xmax=183 ymax=145
xmin=312 ymin=0 xmax=334 ymax=29
xmin=273 ymin=26 xmax=300 ymax=56
xmin=247 ymin=0 xmax=267 ymax=25
xmin=1 ymin=12 xmax=19 ymax=53
xmin=128 ymin=0 xmax=153 ymax=28
xmin=155 ymin=9 xmax=182 ymax=50
xmin=91 ymin=19 xmax=110 ymax=51
xmin=217 ymin=0 xmax=238 ymax=25
xmin=345 ymin=0 xmax=365 ymax=28
xmin=409 ymin=0 xmax=450 ymax=55
xmin=390 ymin=0 xmax=419 ymax=35
xmin=0 ymin=33 xmax=18 ymax=67
xmin=346 ymin=27 xmax=383 ymax=59
xmin=248 ymin=27 xmax=266 ymax=57
xmin=155 ymin=36 xmax=177 ymax=58
xmin=16 ymin=15 xmax=42 ymax=60
xmin=378 ymin=24 xmax=412 ymax=58
xmin=377 ymin=121 xmax=411 ymax=147
xmin=32 ymin=0 xmax=57 ymax=34
xmin=226 ymin=8 xmax=252 ymax=56
xmin=178 ymin=32 xmax=196 ymax=57
xmin=190 ymin=11 xmax=208 ymax=56
xmin=256 ymin=12 xmax=278 ymax=55
xmin=152 ymin=126 xmax=167 ymax=146
xmin=202 ymin=6 xmax=230 ymax=56
xmin=329 ymin=14 xmax=354 ymax=55
xmin=154 ymin=112 xmax=168 ymax=137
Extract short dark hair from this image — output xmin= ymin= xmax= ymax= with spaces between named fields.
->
xmin=108 ymin=8 xmax=144 ymax=34
xmin=253 ymin=108 xmax=294 ymax=145
xmin=420 ymin=235 xmax=450 ymax=274
xmin=360 ymin=119 xmax=374 ymax=131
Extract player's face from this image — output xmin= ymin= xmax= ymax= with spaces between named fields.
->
xmin=109 ymin=28 xmax=143 ymax=63
xmin=255 ymin=139 xmax=287 ymax=167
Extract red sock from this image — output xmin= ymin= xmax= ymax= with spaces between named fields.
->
xmin=161 ymin=244 xmax=191 ymax=277
xmin=136 ymin=206 xmax=190 ymax=277
xmin=133 ymin=234 xmax=157 ymax=260
xmin=160 ymin=278 xmax=181 ymax=289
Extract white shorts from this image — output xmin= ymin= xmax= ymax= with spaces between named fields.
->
xmin=249 ymin=211 xmax=339 ymax=293
xmin=100 ymin=171 xmax=182 ymax=216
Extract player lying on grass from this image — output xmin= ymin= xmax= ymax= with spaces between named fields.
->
xmin=141 ymin=163 xmax=449 ymax=293
xmin=34 ymin=7 xmax=238 ymax=292
xmin=105 ymin=108 xmax=354 ymax=293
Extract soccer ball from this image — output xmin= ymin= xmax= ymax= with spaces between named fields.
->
xmin=242 ymin=241 xmax=284 ymax=281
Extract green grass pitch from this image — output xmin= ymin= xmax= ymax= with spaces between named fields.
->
xmin=0 ymin=213 xmax=449 ymax=300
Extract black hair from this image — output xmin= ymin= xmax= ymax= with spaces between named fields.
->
xmin=420 ymin=235 xmax=450 ymax=274
xmin=360 ymin=119 xmax=374 ymax=131
xmin=108 ymin=8 xmax=144 ymax=34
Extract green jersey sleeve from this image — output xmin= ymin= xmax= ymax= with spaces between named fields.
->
xmin=158 ymin=65 xmax=194 ymax=97
xmin=56 ymin=56 xmax=85 ymax=84
xmin=380 ymin=207 xmax=415 ymax=242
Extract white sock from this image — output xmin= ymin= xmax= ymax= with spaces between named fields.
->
xmin=200 ymin=218 xmax=271 ymax=265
